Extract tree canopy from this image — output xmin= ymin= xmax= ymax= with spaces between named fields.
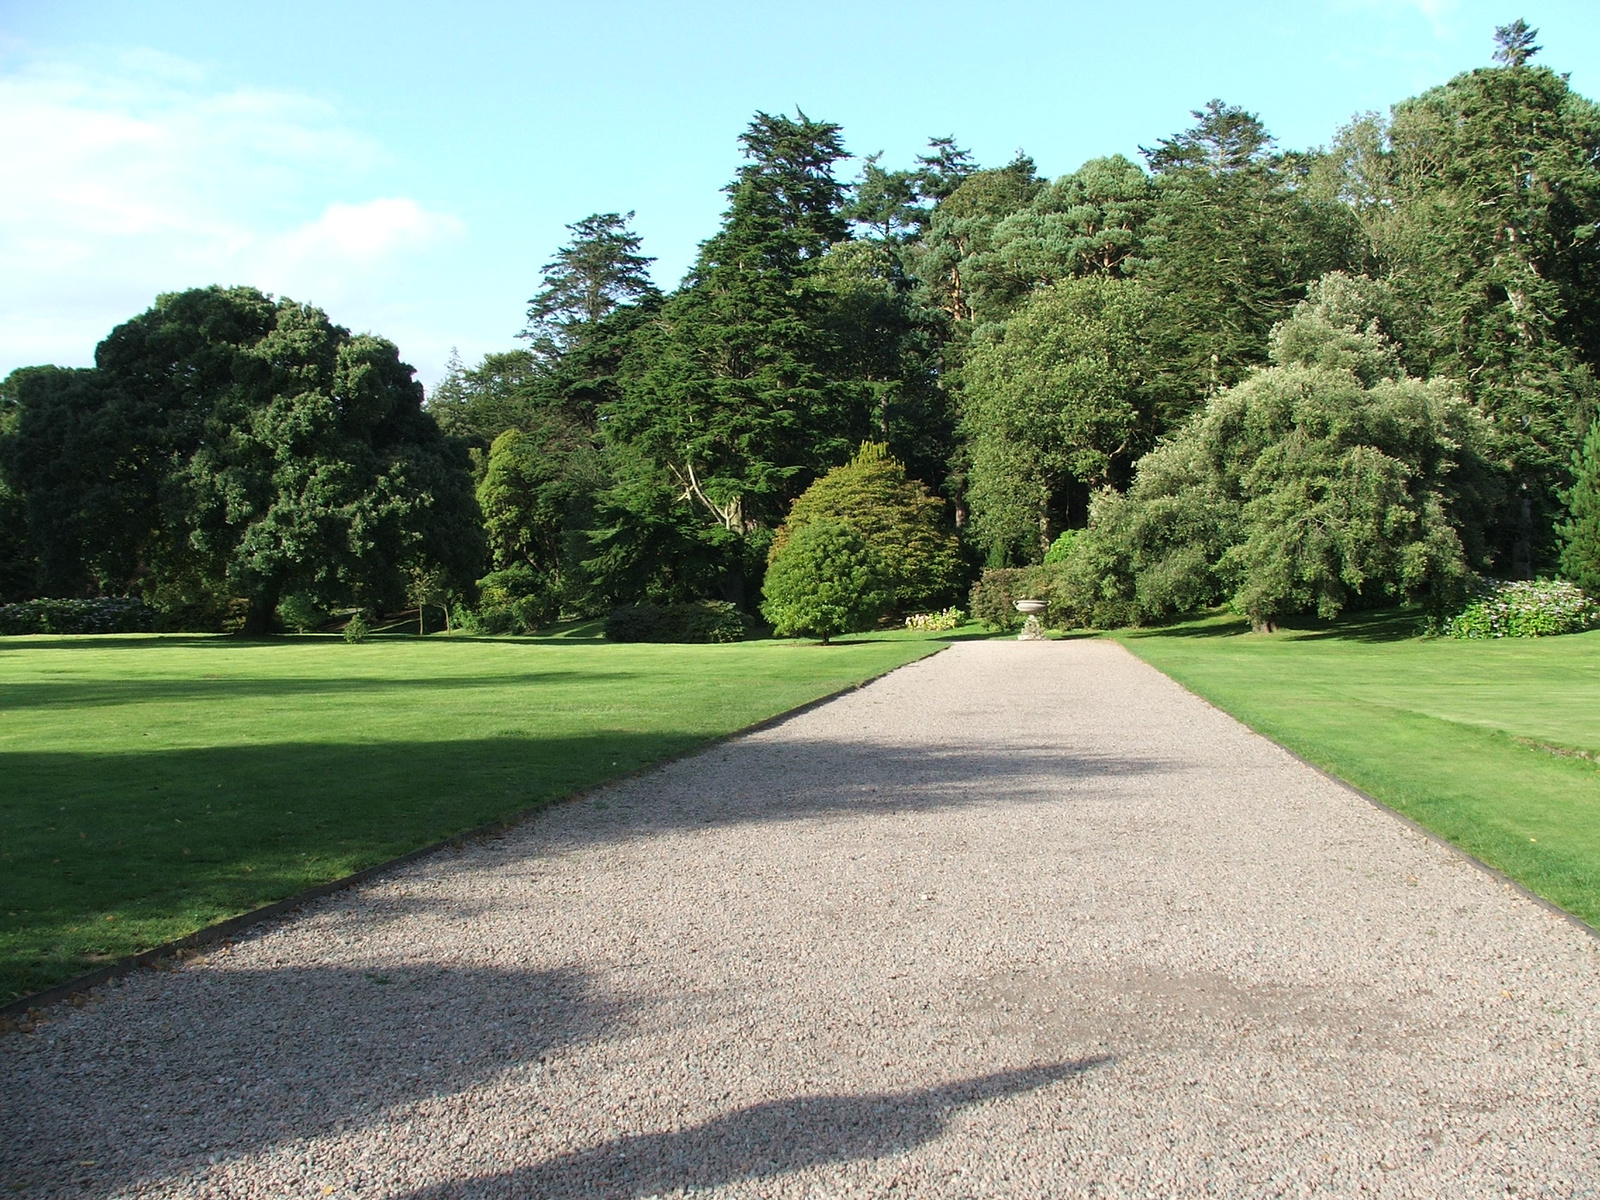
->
xmin=8 ymin=26 xmax=1600 ymax=636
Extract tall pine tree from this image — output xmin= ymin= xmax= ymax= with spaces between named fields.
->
xmin=599 ymin=111 xmax=864 ymax=604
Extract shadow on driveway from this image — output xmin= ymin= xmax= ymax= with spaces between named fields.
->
xmin=394 ymin=1059 xmax=1111 ymax=1200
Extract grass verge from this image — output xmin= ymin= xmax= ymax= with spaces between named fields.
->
xmin=1117 ymin=610 xmax=1600 ymax=930
xmin=0 ymin=628 xmax=948 ymax=1001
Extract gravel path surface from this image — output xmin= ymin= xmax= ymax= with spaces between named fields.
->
xmin=4 ymin=638 xmax=1600 ymax=1198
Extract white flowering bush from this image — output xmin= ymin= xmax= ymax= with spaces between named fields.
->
xmin=1445 ymin=579 xmax=1600 ymax=639
xmin=0 ymin=597 xmax=154 ymax=635
xmin=904 ymin=607 xmax=966 ymax=632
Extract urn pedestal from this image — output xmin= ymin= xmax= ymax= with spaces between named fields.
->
xmin=1013 ymin=598 xmax=1046 ymax=641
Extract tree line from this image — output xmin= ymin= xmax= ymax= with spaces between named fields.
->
xmin=4 ymin=20 xmax=1599 ymax=634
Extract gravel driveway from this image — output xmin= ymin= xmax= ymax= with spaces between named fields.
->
xmin=4 ymin=638 xmax=1599 ymax=1198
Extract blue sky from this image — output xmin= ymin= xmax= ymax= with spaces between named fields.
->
xmin=3 ymin=0 xmax=1598 ymax=391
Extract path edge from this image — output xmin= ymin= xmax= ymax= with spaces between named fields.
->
xmin=1111 ymin=636 xmax=1600 ymax=945
xmin=1 ymin=643 xmax=949 ymax=1027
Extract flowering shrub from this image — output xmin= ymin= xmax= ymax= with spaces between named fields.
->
xmin=0 ymin=597 xmax=155 ymax=636
xmin=904 ymin=607 xmax=966 ymax=632
xmin=1445 ymin=579 xmax=1600 ymax=639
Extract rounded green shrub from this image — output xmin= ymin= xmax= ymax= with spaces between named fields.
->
xmin=771 ymin=443 xmax=962 ymax=613
xmin=276 ymin=593 xmax=328 ymax=634
xmin=761 ymin=521 xmax=890 ymax=643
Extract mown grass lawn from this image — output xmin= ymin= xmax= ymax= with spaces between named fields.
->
xmin=1118 ymin=610 xmax=1600 ymax=929
xmin=0 ymin=627 xmax=953 ymax=1002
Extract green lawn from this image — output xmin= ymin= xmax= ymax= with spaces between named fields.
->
xmin=0 ymin=628 xmax=950 ymax=1002
xmin=1118 ymin=611 xmax=1600 ymax=929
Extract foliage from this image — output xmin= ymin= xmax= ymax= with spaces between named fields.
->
xmin=761 ymin=520 xmax=891 ymax=642
xmin=1042 ymin=530 xmax=1077 ymax=564
xmin=968 ymin=566 xmax=1059 ymax=632
xmin=808 ymin=241 xmax=953 ymax=488
xmin=342 ymin=612 xmax=371 ymax=643
xmin=770 ymin=442 xmax=963 ymax=612
xmin=0 ymin=596 xmax=153 ymax=636
xmin=962 ymin=276 xmax=1177 ymax=563
xmin=477 ymin=424 xmax=604 ymax=579
xmin=1053 ymin=281 xmax=1498 ymax=628
xmin=598 ymin=112 xmax=867 ymax=605
xmin=406 ymin=562 xmax=454 ymax=634
xmin=963 ymin=155 xmax=1158 ymax=319
xmin=910 ymin=155 xmax=1043 ymax=326
xmin=1559 ymin=420 xmax=1600 ymax=591
xmin=276 ymin=593 xmax=328 ymax=634
xmin=603 ymin=600 xmax=749 ymax=644
xmin=521 ymin=211 xmax=657 ymax=355
xmin=1444 ymin=578 xmax=1600 ymax=638
xmin=425 ymin=349 xmax=551 ymax=451
xmin=1 ymin=288 xmax=483 ymax=634
xmin=1345 ymin=55 xmax=1600 ymax=571
xmin=474 ymin=563 xmax=559 ymax=634
xmin=903 ymin=607 xmax=964 ymax=631
xmin=1139 ymin=100 xmax=1363 ymax=399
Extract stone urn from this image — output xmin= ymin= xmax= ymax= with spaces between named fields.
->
xmin=1013 ymin=598 xmax=1047 ymax=641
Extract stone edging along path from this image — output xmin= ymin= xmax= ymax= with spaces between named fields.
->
xmin=5 ymin=638 xmax=1599 ymax=1198
xmin=0 ymin=647 xmax=941 ymax=1026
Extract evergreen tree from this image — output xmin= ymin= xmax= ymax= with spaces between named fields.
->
xmin=770 ymin=442 xmax=963 ymax=612
xmin=1559 ymin=420 xmax=1600 ymax=591
xmin=1140 ymin=100 xmax=1362 ymax=399
xmin=522 ymin=212 xmax=657 ymax=355
xmin=960 ymin=155 xmax=1158 ymax=322
xmin=761 ymin=519 xmax=890 ymax=643
xmin=1377 ymin=47 xmax=1600 ymax=571
xmin=909 ymin=154 xmax=1043 ymax=327
xmin=426 ymin=348 xmax=551 ymax=452
xmin=1493 ymin=18 xmax=1540 ymax=67
xmin=599 ymin=110 xmax=862 ymax=605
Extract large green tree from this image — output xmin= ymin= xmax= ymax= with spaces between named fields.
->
xmin=1140 ymin=100 xmax=1362 ymax=398
xmin=521 ymin=211 xmax=658 ymax=357
xmin=1370 ymin=38 xmax=1600 ymax=572
xmin=960 ymin=276 xmax=1178 ymax=564
xmin=3 ymin=287 xmax=482 ymax=632
xmin=962 ymin=155 xmax=1159 ymax=320
xmin=1057 ymin=276 xmax=1499 ymax=628
xmin=769 ymin=442 xmax=963 ymax=613
xmin=599 ymin=110 xmax=866 ymax=605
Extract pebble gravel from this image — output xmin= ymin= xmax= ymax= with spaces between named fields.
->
xmin=3 ymin=638 xmax=1599 ymax=1198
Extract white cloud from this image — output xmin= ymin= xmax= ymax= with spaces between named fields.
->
xmin=263 ymin=199 xmax=464 ymax=291
xmin=0 ymin=47 xmax=464 ymax=376
xmin=1328 ymin=0 xmax=1461 ymax=41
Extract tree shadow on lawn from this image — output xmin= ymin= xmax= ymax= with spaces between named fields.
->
xmin=394 ymin=1059 xmax=1111 ymax=1200
xmin=0 ymin=635 xmax=235 ymax=654
xmin=1121 ymin=607 xmax=1425 ymax=645
xmin=0 ymin=669 xmax=620 ymax=711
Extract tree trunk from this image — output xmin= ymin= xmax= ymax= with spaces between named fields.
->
xmin=241 ymin=590 xmax=279 ymax=637
xmin=1512 ymin=484 xmax=1534 ymax=580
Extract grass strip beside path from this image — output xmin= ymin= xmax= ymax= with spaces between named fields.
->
xmin=0 ymin=630 xmax=946 ymax=1001
xmin=1118 ymin=612 xmax=1600 ymax=930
